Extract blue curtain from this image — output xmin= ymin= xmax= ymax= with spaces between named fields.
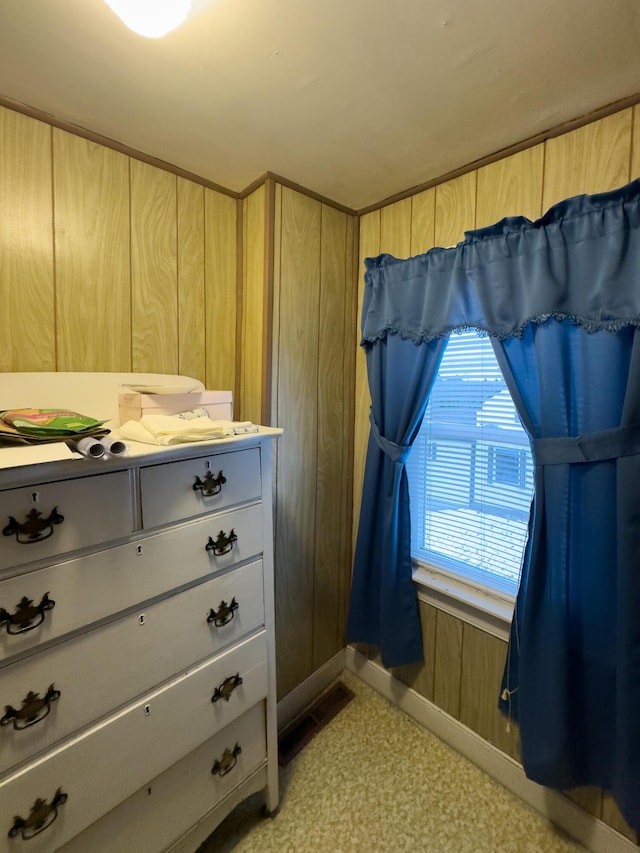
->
xmin=492 ymin=322 xmax=640 ymax=822
xmin=346 ymin=333 xmax=446 ymax=666
xmin=347 ymin=178 xmax=640 ymax=830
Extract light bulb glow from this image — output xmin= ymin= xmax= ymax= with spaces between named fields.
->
xmin=103 ymin=0 xmax=192 ymax=38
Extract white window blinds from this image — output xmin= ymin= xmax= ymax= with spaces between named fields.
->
xmin=407 ymin=330 xmax=533 ymax=596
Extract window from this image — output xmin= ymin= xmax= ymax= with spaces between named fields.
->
xmin=407 ymin=330 xmax=534 ymax=598
xmin=488 ymin=446 xmax=527 ymax=488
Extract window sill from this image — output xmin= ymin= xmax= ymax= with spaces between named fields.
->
xmin=412 ymin=560 xmax=514 ymax=642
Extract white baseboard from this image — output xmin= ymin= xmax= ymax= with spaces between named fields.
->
xmin=345 ymin=645 xmax=637 ymax=853
xmin=277 ymin=649 xmax=346 ymax=731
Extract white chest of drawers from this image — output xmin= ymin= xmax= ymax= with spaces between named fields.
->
xmin=0 ymin=431 xmax=279 ymax=853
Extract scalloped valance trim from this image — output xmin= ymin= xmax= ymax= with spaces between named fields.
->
xmin=361 ymin=313 xmax=640 ymax=348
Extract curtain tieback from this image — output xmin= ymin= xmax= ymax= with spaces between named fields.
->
xmin=369 ymin=414 xmax=411 ymax=465
xmin=533 ymin=422 xmax=640 ymax=466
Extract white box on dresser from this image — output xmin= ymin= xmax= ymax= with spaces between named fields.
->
xmin=0 ymin=427 xmax=280 ymax=853
xmin=118 ymin=390 xmax=233 ymax=425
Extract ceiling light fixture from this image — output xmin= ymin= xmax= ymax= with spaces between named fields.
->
xmin=103 ymin=0 xmax=192 ymax=38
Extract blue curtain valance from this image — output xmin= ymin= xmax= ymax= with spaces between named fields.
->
xmin=361 ymin=178 xmax=640 ymax=346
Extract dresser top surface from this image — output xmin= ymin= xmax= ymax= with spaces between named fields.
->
xmin=0 ymin=372 xmax=280 ymax=488
xmin=0 ymin=427 xmax=281 ymax=490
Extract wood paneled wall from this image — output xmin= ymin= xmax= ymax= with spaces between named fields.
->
xmin=0 ymin=108 xmax=55 ymax=371
xmin=0 ymin=104 xmax=237 ymax=389
xmin=269 ymin=184 xmax=357 ymax=698
xmin=241 ymin=181 xmax=358 ymax=698
xmin=354 ymin=105 xmax=640 ymax=843
xmin=240 ymin=182 xmax=269 ymax=426
xmin=2 ymin=98 xmax=358 ymax=710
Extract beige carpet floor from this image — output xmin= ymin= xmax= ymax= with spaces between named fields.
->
xmin=198 ymin=670 xmax=586 ymax=853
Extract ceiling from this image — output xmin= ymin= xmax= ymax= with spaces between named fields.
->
xmin=0 ymin=0 xmax=639 ymax=210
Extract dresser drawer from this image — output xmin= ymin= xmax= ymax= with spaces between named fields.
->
xmin=140 ymin=447 xmax=261 ymax=529
xmin=0 ymin=661 xmax=267 ymax=852
xmin=0 ymin=581 xmax=266 ymax=775
xmin=59 ymin=703 xmax=267 ymax=853
xmin=0 ymin=504 xmax=263 ymax=663
xmin=0 ymin=471 xmax=132 ymax=572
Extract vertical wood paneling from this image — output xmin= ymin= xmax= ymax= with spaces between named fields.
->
xmin=262 ymin=179 xmax=277 ymax=427
xmin=393 ymin=600 xmax=437 ymax=701
xmin=542 ymin=110 xmax=632 ymax=211
xmin=177 ymin=177 xmax=205 ymax=384
xmin=269 ymin=180 xmax=283 ymax=559
xmin=410 ymin=188 xmax=436 ymax=256
xmin=130 ymin=160 xmax=177 ymax=374
xmin=353 ymin=210 xmax=380 ymax=549
xmin=274 ymin=187 xmax=321 ymax=697
xmin=601 ymin=794 xmax=639 ymax=843
xmin=564 ymin=787 xmax=602 ymax=821
xmin=475 ymin=146 xmax=544 ymax=228
xmin=204 ymin=188 xmax=237 ymax=394
xmin=435 ymin=171 xmax=476 ymax=247
xmin=459 ymin=624 xmax=521 ymax=760
xmin=0 ymin=107 xmax=55 ymax=371
xmin=55 ymin=130 xmax=131 ymax=372
xmin=632 ymin=105 xmax=640 ymax=180
xmin=313 ymin=204 xmax=349 ymax=668
xmin=270 ymin=184 xmax=283 ymax=483
xmin=241 ymin=185 xmax=266 ymax=424
xmin=433 ymin=610 xmax=463 ymax=719
xmin=3 ymin=105 xmax=240 ymax=385
xmin=380 ymin=197 xmax=412 ymax=258
xmin=340 ymin=213 xmax=358 ymax=633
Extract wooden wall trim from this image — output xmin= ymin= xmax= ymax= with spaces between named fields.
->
xmin=0 ymin=94 xmax=240 ymax=198
xmin=343 ymin=217 xmax=359 ymax=611
xmin=262 ymin=178 xmax=276 ymax=426
xmin=235 ymin=197 xmax=244 ymax=417
xmin=4 ymin=92 xmax=638 ymax=220
xmin=357 ymin=92 xmax=640 ymax=216
xmin=241 ymin=171 xmax=356 ymax=216
xmin=239 ymin=173 xmax=269 ymax=199
xmin=50 ymin=123 xmax=59 ymax=371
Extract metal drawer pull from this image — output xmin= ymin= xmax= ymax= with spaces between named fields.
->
xmin=207 ymin=597 xmax=239 ymax=627
xmin=3 ymin=507 xmax=64 ymax=544
xmin=1 ymin=684 xmax=61 ymax=730
xmin=0 ymin=593 xmax=56 ymax=635
xmin=193 ymin=470 xmax=226 ymax=497
xmin=8 ymin=788 xmax=68 ymax=840
xmin=211 ymin=743 xmax=242 ymax=777
xmin=211 ymin=673 xmax=243 ymax=703
xmin=205 ymin=529 xmax=237 ymax=556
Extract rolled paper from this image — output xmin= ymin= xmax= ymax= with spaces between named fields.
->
xmin=101 ymin=438 xmax=129 ymax=457
xmin=73 ymin=436 xmax=106 ymax=459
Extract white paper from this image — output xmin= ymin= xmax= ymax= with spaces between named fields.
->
xmin=0 ymin=442 xmax=78 ymax=469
